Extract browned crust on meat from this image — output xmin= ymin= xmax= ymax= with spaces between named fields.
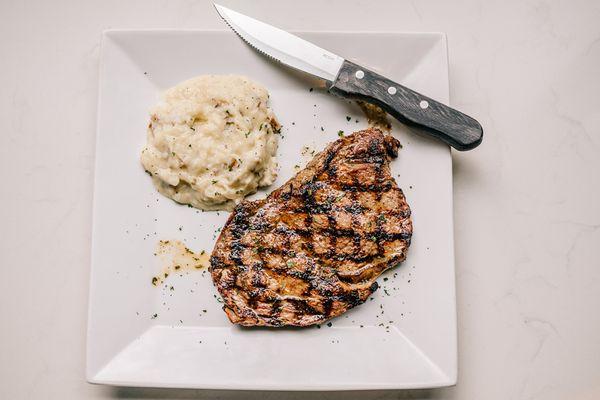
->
xmin=210 ymin=128 xmax=412 ymax=326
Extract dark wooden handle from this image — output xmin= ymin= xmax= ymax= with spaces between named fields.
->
xmin=329 ymin=60 xmax=483 ymax=151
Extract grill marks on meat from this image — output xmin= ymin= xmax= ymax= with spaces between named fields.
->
xmin=210 ymin=128 xmax=412 ymax=326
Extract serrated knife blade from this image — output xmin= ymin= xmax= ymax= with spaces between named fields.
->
xmin=214 ymin=4 xmax=344 ymax=82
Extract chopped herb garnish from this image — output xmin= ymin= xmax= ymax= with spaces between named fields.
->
xmin=337 ymin=130 xmax=344 ymax=137
xmin=212 ymin=180 xmax=217 ymax=184
xmin=309 ymin=87 xmax=313 ymax=92
xmin=346 ymin=116 xmax=351 ymax=121
xmin=326 ymin=322 xmax=332 ymax=327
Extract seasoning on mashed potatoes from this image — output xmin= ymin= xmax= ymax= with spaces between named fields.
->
xmin=140 ymin=75 xmax=280 ymax=211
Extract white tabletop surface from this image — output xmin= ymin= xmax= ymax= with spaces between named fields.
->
xmin=1 ymin=0 xmax=599 ymax=399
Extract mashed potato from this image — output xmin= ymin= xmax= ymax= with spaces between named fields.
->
xmin=140 ymin=75 xmax=280 ymax=210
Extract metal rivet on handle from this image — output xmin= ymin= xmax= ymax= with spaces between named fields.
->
xmin=387 ymin=86 xmax=397 ymax=95
xmin=355 ymin=70 xmax=365 ymax=79
xmin=419 ymin=100 xmax=429 ymax=109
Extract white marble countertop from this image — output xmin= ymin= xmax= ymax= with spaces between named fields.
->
xmin=1 ymin=0 xmax=599 ymax=399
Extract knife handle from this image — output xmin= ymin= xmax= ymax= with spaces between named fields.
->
xmin=329 ymin=60 xmax=483 ymax=151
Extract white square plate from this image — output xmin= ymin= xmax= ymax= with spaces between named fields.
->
xmin=87 ymin=30 xmax=456 ymax=390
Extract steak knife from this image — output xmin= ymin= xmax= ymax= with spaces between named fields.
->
xmin=214 ymin=4 xmax=483 ymax=151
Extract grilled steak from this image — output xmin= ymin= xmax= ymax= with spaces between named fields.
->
xmin=210 ymin=128 xmax=412 ymax=326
